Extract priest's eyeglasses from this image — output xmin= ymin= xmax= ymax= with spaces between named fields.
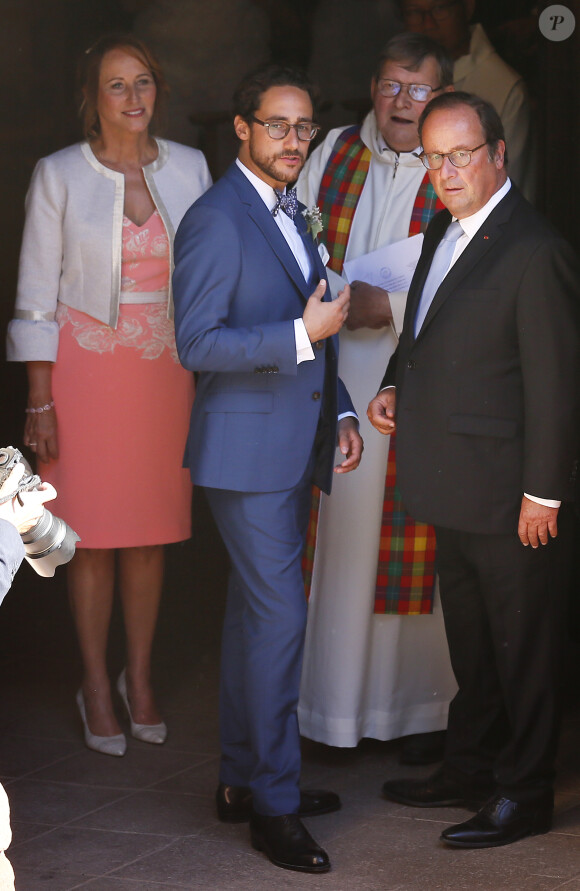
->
xmin=418 ymin=142 xmax=489 ymax=170
xmin=250 ymin=116 xmax=321 ymax=141
xmin=404 ymin=1 xmax=461 ymax=26
xmin=376 ymin=80 xmax=443 ymax=103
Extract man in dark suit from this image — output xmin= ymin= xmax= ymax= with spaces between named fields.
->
xmin=368 ymin=91 xmax=579 ymax=848
xmin=173 ymin=65 xmax=363 ymax=873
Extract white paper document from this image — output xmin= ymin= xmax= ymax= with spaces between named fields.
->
xmin=342 ymin=233 xmax=424 ymax=293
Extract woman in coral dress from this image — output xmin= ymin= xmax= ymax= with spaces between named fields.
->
xmin=7 ymin=34 xmax=211 ymax=755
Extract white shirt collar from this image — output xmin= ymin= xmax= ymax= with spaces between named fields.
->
xmin=456 ymin=177 xmax=511 ymax=239
xmin=236 ymin=158 xmax=281 ymax=211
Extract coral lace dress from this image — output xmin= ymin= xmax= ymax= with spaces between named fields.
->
xmin=43 ymin=211 xmax=194 ymax=548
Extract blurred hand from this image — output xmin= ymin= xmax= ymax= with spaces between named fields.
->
xmin=346 ymin=281 xmax=392 ymax=331
xmin=0 ymin=464 xmax=56 ymax=534
xmin=334 ymin=417 xmax=363 ymax=474
xmin=24 ymin=408 xmax=58 ymax=465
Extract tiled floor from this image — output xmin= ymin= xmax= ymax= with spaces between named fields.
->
xmin=1 ymin=490 xmax=579 ymax=890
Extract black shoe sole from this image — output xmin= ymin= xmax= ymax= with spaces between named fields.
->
xmin=250 ymin=832 xmax=331 ymax=873
xmin=441 ymin=828 xmax=550 ymax=848
xmin=441 ymin=822 xmax=552 ymax=848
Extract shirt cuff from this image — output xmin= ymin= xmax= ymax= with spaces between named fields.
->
xmin=294 ymin=318 xmax=315 ymax=364
xmin=338 ymin=411 xmax=358 ymax=423
xmin=524 ymin=493 xmax=561 ymax=508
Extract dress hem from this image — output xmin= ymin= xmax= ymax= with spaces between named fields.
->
xmin=297 ymin=702 xmax=450 ymax=748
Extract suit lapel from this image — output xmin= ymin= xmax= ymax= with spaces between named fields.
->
xmin=226 ymin=164 xmax=316 ymax=301
xmin=416 ymin=188 xmax=519 ymax=338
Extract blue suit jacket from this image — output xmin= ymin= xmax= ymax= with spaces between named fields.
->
xmin=173 ymin=162 xmax=354 ymax=494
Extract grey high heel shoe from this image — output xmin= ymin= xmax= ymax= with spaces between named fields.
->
xmin=117 ymin=669 xmax=167 ymax=745
xmin=76 ymin=689 xmax=126 ymax=757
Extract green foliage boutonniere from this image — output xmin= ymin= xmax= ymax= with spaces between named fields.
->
xmin=302 ymin=206 xmax=323 ymax=240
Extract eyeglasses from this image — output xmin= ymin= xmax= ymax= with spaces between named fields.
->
xmin=404 ymin=0 xmax=461 ymax=26
xmin=376 ymin=80 xmax=442 ymax=103
xmin=418 ymin=142 xmax=489 ymax=169
xmin=250 ymin=116 xmax=321 ymax=141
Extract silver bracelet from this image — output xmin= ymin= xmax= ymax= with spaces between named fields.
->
xmin=25 ymin=401 xmax=55 ymax=414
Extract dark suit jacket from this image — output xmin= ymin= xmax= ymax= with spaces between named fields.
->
xmin=382 ymin=185 xmax=580 ymax=534
xmin=173 ymin=162 xmax=354 ymax=495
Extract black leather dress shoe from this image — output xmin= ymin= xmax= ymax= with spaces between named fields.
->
xmin=382 ymin=768 xmax=493 ymax=808
xmin=250 ymin=812 xmax=331 ymax=873
xmin=441 ymin=794 xmax=553 ymax=848
xmin=400 ymin=730 xmax=446 ymax=765
xmin=216 ymin=783 xmax=341 ymax=823
xmin=216 ymin=784 xmax=252 ymax=823
xmin=297 ymin=789 xmax=341 ymax=818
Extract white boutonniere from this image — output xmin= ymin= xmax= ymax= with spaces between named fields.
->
xmin=302 ymin=205 xmax=323 ymax=240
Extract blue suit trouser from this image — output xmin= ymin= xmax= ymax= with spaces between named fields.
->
xmin=204 ymin=457 xmax=314 ymax=816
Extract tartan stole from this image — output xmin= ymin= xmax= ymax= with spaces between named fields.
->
xmin=374 ymin=432 xmax=437 ymax=613
xmin=303 ymin=129 xmax=444 ymax=615
xmin=317 ymin=126 xmax=371 ymax=274
xmin=375 ymin=178 xmax=444 ymax=615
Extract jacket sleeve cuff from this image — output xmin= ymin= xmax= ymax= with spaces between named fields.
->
xmin=6 ymin=319 xmax=59 ymax=362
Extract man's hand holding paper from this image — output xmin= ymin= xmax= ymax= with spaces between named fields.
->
xmin=342 ymin=233 xmax=424 ymax=336
xmin=346 ymin=282 xmax=392 ymax=330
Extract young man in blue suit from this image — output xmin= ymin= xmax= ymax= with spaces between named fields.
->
xmin=173 ymin=65 xmax=363 ymax=874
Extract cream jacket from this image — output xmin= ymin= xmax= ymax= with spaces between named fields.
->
xmin=7 ymin=138 xmax=211 ymax=362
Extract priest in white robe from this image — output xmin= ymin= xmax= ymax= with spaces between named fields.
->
xmin=297 ymin=33 xmax=458 ymax=751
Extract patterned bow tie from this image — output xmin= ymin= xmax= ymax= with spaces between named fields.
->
xmin=272 ymin=187 xmax=298 ymax=220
